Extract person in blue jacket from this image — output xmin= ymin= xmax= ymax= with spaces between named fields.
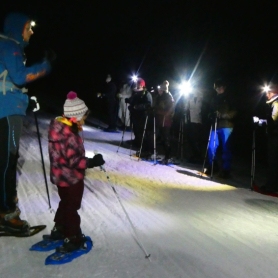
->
xmin=204 ymin=79 xmax=237 ymax=178
xmin=0 ymin=12 xmax=51 ymax=234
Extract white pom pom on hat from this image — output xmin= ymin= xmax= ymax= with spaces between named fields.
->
xmin=63 ymin=91 xmax=88 ymax=121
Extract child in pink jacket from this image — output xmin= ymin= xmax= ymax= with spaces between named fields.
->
xmin=48 ymin=91 xmax=105 ymax=252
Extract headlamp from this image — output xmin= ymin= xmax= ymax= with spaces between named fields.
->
xmin=131 ymin=75 xmax=138 ymax=83
xmin=179 ymin=81 xmax=192 ymax=96
xmin=263 ymin=85 xmax=270 ymax=93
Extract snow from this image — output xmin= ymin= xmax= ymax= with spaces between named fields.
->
xmin=1 ymin=111 xmax=278 ymax=278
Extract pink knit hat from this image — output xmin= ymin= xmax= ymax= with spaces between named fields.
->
xmin=63 ymin=91 xmax=88 ymax=121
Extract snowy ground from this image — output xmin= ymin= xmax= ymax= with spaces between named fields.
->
xmin=1 ymin=111 xmax=278 ymax=278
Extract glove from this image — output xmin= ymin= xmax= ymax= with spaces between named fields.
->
xmin=125 ymin=98 xmax=130 ymax=104
xmin=29 ymin=96 xmax=40 ymax=112
xmin=87 ymin=154 xmax=105 ymax=168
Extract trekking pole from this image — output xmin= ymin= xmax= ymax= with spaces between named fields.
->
xmin=181 ymin=116 xmax=184 ymax=161
xmin=209 ymin=116 xmax=218 ymax=179
xmin=117 ymin=104 xmax=128 ymax=152
xmin=137 ymin=115 xmax=149 ymax=161
xmin=200 ymin=115 xmax=217 ymax=179
xmin=153 ymin=112 xmax=157 ymax=165
xmin=250 ymin=127 xmax=256 ymax=189
xmin=31 ymin=97 xmax=52 ymax=210
xmin=177 ymin=119 xmax=182 ymax=158
xmin=99 ymin=165 xmax=151 ymax=260
xmin=200 ymin=124 xmax=212 ymax=177
xmin=129 ymin=123 xmax=133 ymax=158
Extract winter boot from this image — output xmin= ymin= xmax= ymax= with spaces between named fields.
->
xmin=56 ymin=234 xmax=87 ymax=253
xmin=43 ymin=225 xmax=65 ymax=240
xmin=0 ymin=207 xmax=30 ymax=234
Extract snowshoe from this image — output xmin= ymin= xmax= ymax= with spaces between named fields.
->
xmin=45 ymin=236 xmax=93 ymax=265
xmin=56 ymin=234 xmax=87 ymax=253
xmin=30 ymin=235 xmax=64 ymax=251
xmin=0 ymin=207 xmax=46 ymax=237
xmin=0 ymin=207 xmax=28 ymax=236
xmin=0 ymin=225 xmax=46 ymax=237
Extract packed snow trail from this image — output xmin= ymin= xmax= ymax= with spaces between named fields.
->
xmin=0 ymin=112 xmax=278 ymax=278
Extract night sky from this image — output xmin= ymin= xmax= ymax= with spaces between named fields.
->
xmin=1 ymin=1 xmax=278 ymax=158
xmin=2 ymin=2 xmax=278 ymax=92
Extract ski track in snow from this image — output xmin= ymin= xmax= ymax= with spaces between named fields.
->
xmin=1 ymin=112 xmax=278 ymax=278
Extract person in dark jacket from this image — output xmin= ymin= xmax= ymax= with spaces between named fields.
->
xmin=126 ymin=78 xmax=153 ymax=151
xmin=48 ymin=91 xmax=105 ymax=252
xmin=97 ymin=74 xmax=118 ymax=132
xmin=205 ymin=79 xmax=237 ymax=178
xmin=0 ymin=12 xmax=51 ymax=234
xmin=153 ymin=80 xmax=175 ymax=164
xmin=258 ymin=84 xmax=278 ymax=193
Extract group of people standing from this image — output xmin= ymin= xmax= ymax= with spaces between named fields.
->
xmin=1 ymin=10 xmax=278 ymax=256
xmin=102 ymin=75 xmax=238 ymax=175
xmin=125 ymin=78 xmax=175 ymax=165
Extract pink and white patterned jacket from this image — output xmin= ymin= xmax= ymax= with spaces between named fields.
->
xmin=48 ymin=117 xmax=87 ymax=187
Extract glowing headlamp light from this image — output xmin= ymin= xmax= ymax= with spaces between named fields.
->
xmin=132 ymin=75 xmax=138 ymax=82
xmin=30 ymin=21 xmax=36 ymax=27
xmin=263 ymin=85 xmax=270 ymax=93
xmin=179 ymin=81 xmax=192 ymax=96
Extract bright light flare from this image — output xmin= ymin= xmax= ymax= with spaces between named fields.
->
xmin=131 ymin=75 xmax=138 ymax=82
xmin=157 ymin=85 xmax=160 ymax=89
xmin=179 ymin=81 xmax=192 ymax=96
xmin=30 ymin=21 xmax=36 ymax=27
xmin=263 ymin=85 xmax=270 ymax=93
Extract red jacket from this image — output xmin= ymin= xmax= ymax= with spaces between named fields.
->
xmin=48 ymin=117 xmax=87 ymax=187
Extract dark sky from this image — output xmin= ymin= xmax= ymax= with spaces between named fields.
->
xmin=1 ymin=1 xmax=278 ymax=99
xmin=1 ymin=1 xmax=277 ymax=158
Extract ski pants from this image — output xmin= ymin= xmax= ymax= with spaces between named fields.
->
xmin=208 ymin=127 xmax=233 ymax=171
xmin=157 ymin=126 xmax=171 ymax=159
xmin=107 ymin=99 xmax=118 ymax=129
xmin=0 ymin=116 xmax=23 ymax=212
xmin=54 ymin=180 xmax=84 ymax=238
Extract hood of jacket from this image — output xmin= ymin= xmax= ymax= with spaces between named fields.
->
xmin=3 ymin=12 xmax=31 ymax=48
xmin=48 ymin=117 xmax=73 ymax=142
xmin=266 ymin=94 xmax=278 ymax=105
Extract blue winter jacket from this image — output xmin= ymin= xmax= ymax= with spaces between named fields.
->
xmin=0 ymin=12 xmax=51 ymax=119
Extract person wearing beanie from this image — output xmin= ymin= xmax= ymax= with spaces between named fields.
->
xmin=97 ymin=74 xmax=118 ymax=132
xmin=0 ymin=12 xmax=52 ymax=234
xmin=47 ymin=91 xmax=105 ymax=252
xmin=125 ymin=78 xmax=153 ymax=151
xmin=153 ymin=81 xmax=175 ymax=165
xmin=258 ymin=84 xmax=278 ymax=193
xmin=133 ymin=78 xmax=146 ymax=92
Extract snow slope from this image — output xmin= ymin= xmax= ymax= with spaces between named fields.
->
xmin=1 ymin=111 xmax=278 ymax=278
